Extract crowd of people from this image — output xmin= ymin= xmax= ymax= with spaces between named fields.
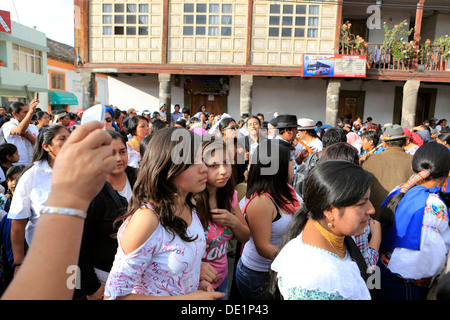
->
xmin=0 ymin=99 xmax=449 ymax=301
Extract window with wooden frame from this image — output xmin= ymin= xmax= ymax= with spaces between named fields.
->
xmin=49 ymin=71 xmax=66 ymax=90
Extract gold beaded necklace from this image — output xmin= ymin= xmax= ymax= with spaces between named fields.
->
xmin=313 ymin=220 xmax=346 ymax=258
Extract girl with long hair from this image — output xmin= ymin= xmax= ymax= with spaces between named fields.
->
xmin=270 ymin=160 xmax=374 ymax=300
xmin=235 ymin=139 xmax=301 ymax=300
xmin=375 ymin=142 xmax=450 ymax=300
xmin=104 ymin=127 xmax=224 ymax=300
xmin=8 ymin=125 xmax=70 ymax=274
xmin=194 ymin=138 xmax=249 ymax=299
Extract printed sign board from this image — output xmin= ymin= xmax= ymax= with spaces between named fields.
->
xmin=0 ymin=10 xmax=12 ymax=33
xmin=303 ymin=54 xmax=366 ymax=78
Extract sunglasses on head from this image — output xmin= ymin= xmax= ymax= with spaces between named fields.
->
xmin=225 ymin=125 xmax=238 ymax=130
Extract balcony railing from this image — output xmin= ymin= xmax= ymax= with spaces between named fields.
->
xmin=340 ymin=42 xmax=449 ymax=72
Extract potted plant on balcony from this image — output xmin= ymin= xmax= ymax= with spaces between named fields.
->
xmin=433 ymin=34 xmax=450 ymax=70
xmin=0 ymin=60 xmax=4 ymax=67
xmin=381 ymin=20 xmax=415 ymax=69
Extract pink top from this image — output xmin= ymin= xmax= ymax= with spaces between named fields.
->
xmin=202 ymin=191 xmax=238 ymax=288
xmin=104 ymin=205 xmax=206 ymax=299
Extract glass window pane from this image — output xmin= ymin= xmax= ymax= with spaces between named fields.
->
xmin=196 ymin=26 xmax=206 ymax=35
xmin=283 ymin=5 xmax=293 ymax=14
xmin=208 ymin=26 xmax=219 ymax=36
xmin=196 ymin=15 xmax=206 ymax=24
xmin=209 ymin=4 xmax=219 ymax=13
xmin=184 ymin=3 xmax=194 ymax=12
xmin=269 ymin=27 xmax=279 ymax=37
xmin=307 ymin=28 xmax=318 ymax=38
xmin=197 ymin=4 xmax=207 ymax=12
xmin=126 ymin=27 xmax=136 ymax=35
xmin=13 ymin=44 xmax=19 ymax=51
xmin=102 ymin=4 xmax=112 ymax=12
xmin=19 ymin=53 xmax=26 ymax=72
xmin=296 ymin=5 xmax=306 ymax=14
xmin=222 ymin=4 xmax=232 ymax=13
xmin=114 ymin=26 xmax=124 ymax=35
xmin=294 ymin=28 xmax=305 ymax=37
xmin=27 ymin=55 xmax=34 ymax=73
xmin=114 ymin=4 xmax=124 ymax=12
xmin=282 ymin=28 xmax=292 ymax=37
xmin=183 ymin=26 xmax=193 ymax=35
xmin=127 ymin=4 xmax=136 ymax=13
xmin=13 ymin=51 xmax=19 ymax=71
xmin=295 ymin=17 xmax=305 ymax=26
xmin=269 ymin=16 xmax=279 ymax=25
xmin=184 ymin=15 xmax=193 ymax=24
xmin=102 ymin=15 xmax=112 ymax=24
xmin=138 ymin=15 xmax=148 ymax=24
xmin=103 ymin=26 xmax=112 ymax=35
xmin=282 ymin=16 xmax=293 ymax=25
xmin=222 ymin=15 xmax=232 ymax=25
xmin=35 ymin=57 xmax=41 ymax=74
xmin=309 ymin=5 xmax=319 ymax=15
xmin=138 ymin=27 xmax=148 ymax=35
xmin=270 ymin=4 xmax=280 ymax=14
xmin=139 ymin=4 xmax=149 ymax=13
xmin=114 ymin=15 xmax=124 ymax=24
xmin=221 ymin=27 xmax=232 ymax=36
xmin=127 ymin=15 xmax=137 ymax=24
xmin=22 ymin=47 xmax=33 ymax=54
xmin=308 ymin=17 xmax=319 ymax=26
xmin=209 ymin=15 xmax=219 ymax=25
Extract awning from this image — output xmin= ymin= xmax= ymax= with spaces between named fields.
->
xmin=48 ymin=91 xmax=78 ymax=105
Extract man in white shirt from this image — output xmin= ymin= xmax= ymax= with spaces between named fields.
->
xmin=2 ymin=99 xmax=39 ymax=166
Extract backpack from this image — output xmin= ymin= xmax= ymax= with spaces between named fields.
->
xmin=292 ymin=152 xmax=321 ymax=198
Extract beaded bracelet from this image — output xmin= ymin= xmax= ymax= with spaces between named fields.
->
xmin=40 ymin=206 xmax=87 ymax=219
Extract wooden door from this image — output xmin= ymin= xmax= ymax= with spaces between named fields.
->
xmin=338 ymin=97 xmax=357 ymax=120
xmin=190 ymin=95 xmax=222 ymax=117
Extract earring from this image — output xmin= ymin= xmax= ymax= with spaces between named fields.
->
xmin=327 ymin=222 xmax=333 ymax=228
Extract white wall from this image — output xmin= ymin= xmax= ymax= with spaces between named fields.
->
xmin=368 ymin=9 xmax=412 ymax=43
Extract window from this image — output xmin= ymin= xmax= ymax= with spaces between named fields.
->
xmin=183 ymin=2 xmax=233 ymax=36
xmin=268 ymin=3 xmax=321 ymax=39
xmin=50 ymin=72 xmax=65 ymax=90
xmin=102 ymin=3 xmax=149 ymax=36
xmin=12 ymin=44 xmax=42 ymax=74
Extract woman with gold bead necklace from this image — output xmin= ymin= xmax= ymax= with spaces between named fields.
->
xmin=269 ymin=160 xmax=375 ymax=300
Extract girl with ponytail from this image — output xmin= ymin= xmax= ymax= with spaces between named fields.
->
xmin=375 ymin=142 xmax=450 ymax=300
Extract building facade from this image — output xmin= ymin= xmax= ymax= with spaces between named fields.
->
xmin=0 ymin=21 xmax=48 ymax=110
xmin=75 ymin=0 xmax=449 ymax=126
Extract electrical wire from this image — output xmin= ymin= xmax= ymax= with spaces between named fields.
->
xmin=11 ymin=0 xmax=20 ymax=23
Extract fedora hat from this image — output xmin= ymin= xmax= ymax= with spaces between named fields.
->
xmin=276 ymin=114 xmax=298 ymax=129
xmin=382 ymin=124 xmax=408 ymax=141
xmin=297 ymin=118 xmax=317 ymax=130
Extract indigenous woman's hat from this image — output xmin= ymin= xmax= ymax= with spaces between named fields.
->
xmin=382 ymin=124 xmax=408 ymax=141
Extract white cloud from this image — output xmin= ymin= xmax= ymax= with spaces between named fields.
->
xmin=1 ymin=0 xmax=74 ymax=46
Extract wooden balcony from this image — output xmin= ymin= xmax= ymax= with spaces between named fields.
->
xmin=340 ymin=42 xmax=449 ymax=72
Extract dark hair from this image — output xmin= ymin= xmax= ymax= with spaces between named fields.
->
xmin=380 ymin=142 xmax=450 ymax=230
xmin=6 ymin=165 xmax=25 ymax=181
xmin=194 ymin=138 xmax=235 ymax=228
xmin=0 ymin=143 xmax=18 ymax=163
xmin=118 ymin=127 xmax=203 ymax=242
xmin=150 ymin=118 xmax=169 ymax=135
xmin=182 ymin=107 xmax=190 ymax=114
xmin=31 ymin=125 xmax=69 ymax=164
xmin=217 ymin=117 xmax=236 ymax=137
xmin=268 ymin=160 xmax=373 ymax=298
xmin=438 ymin=133 xmax=450 ymax=145
xmin=10 ymin=101 xmax=26 ymax=115
xmin=438 ymin=119 xmax=447 ymax=125
xmin=246 ymin=139 xmax=295 ymax=209
xmin=385 ymin=138 xmax=406 ymax=148
xmin=152 ymin=111 xmax=160 ymax=119
xmin=36 ymin=111 xmax=49 ymax=121
xmin=105 ymin=129 xmax=127 ymax=146
xmin=127 ymin=115 xmax=148 ymax=136
xmin=247 ymin=115 xmax=261 ymax=126
xmin=321 ymin=127 xmax=347 ymax=148
xmin=361 ymin=130 xmax=379 ymax=147
xmin=318 ymin=142 xmax=359 ymax=165
xmin=139 ymin=134 xmax=152 ymax=159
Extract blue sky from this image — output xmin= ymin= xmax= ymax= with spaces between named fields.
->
xmin=1 ymin=0 xmax=74 ymax=46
